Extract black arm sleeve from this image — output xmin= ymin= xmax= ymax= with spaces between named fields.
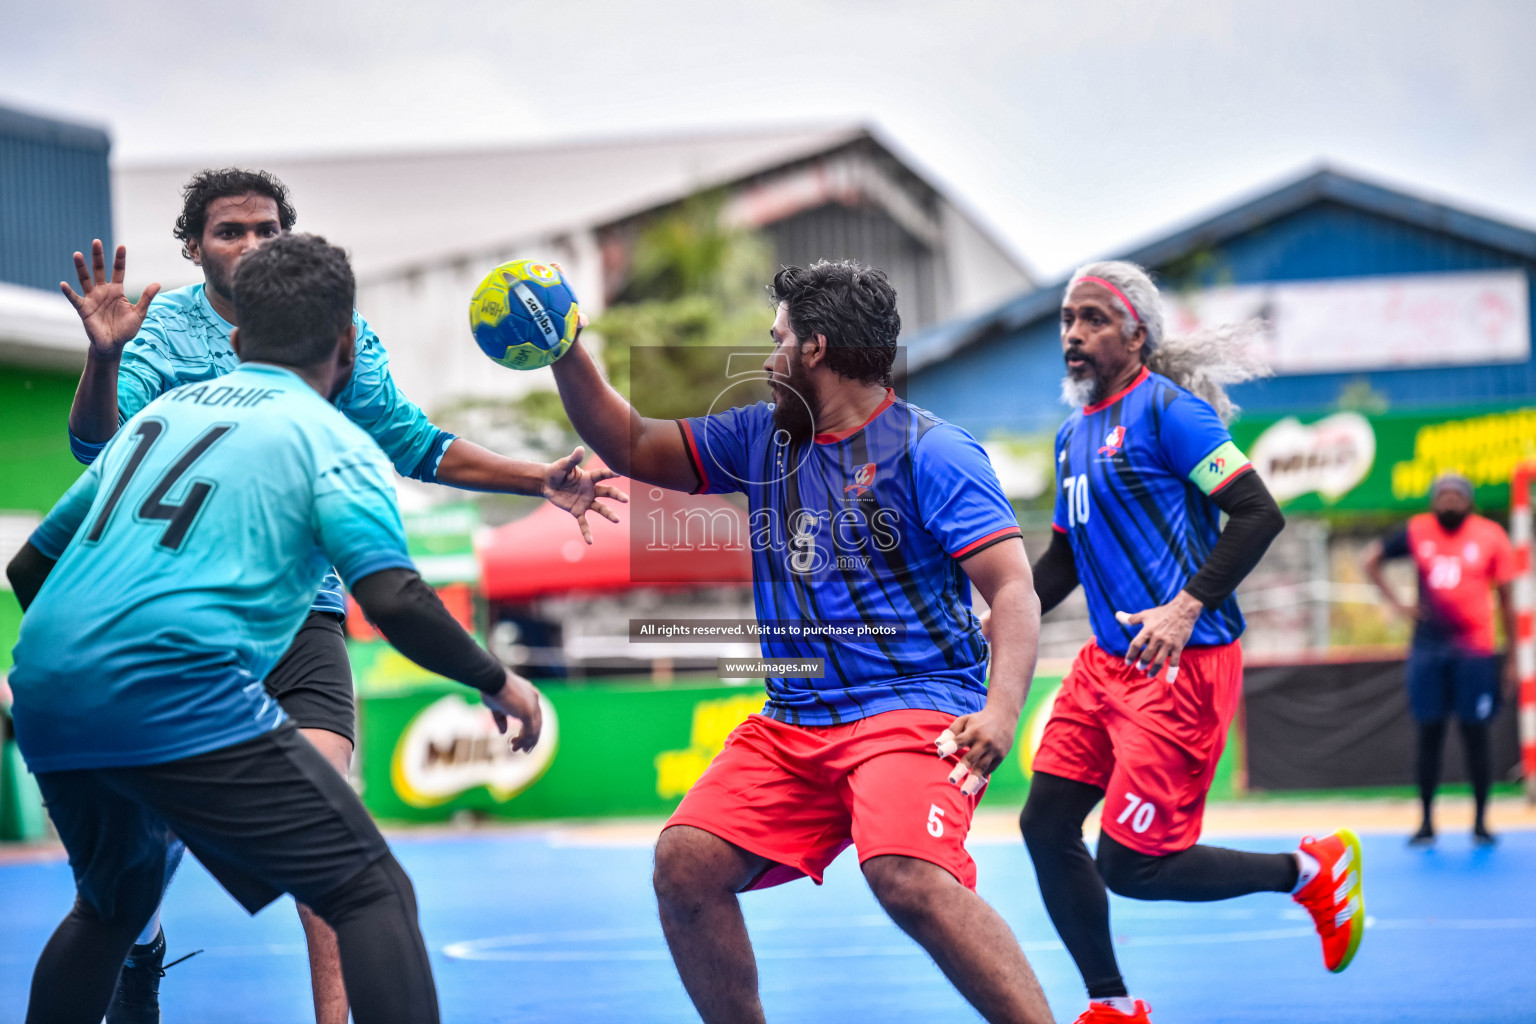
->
xmin=1031 ymin=529 xmax=1079 ymax=615
xmin=1182 ymin=470 xmax=1286 ymax=610
xmin=350 ymin=568 xmax=506 ymax=694
xmin=6 ymin=542 xmax=56 ymax=612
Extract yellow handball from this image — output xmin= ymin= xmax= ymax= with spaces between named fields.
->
xmin=469 ymin=259 xmax=581 ymax=370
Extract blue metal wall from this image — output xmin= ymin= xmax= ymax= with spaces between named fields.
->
xmin=0 ymin=105 xmax=112 ymax=292
xmin=908 ymin=200 xmax=1536 ymax=438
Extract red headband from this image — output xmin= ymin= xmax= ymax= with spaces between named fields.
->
xmin=1077 ymin=275 xmax=1141 ymax=323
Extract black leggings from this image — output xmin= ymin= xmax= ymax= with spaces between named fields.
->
xmin=1020 ymin=773 xmax=1299 ymax=999
xmin=26 ymin=855 xmax=438 ymax=1024
xmin=1417 ymin=720 xmax=1493 ymax=825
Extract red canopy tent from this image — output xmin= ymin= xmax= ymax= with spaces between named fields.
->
xmin=477 ymin=476 xmax=753 ymax=601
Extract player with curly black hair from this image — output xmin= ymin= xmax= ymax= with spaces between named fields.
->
xmin=548 ymin=258 xmax=1054 ymax=1024
xmin=58 ymin=169 xmax=624 ymax=1024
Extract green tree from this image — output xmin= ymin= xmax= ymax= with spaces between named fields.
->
xmin=591 ymin=191 xmax=775 ymax=420
xmin=487 ymin=191 xmax=775 ymax=453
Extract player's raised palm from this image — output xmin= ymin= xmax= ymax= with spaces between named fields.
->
xmin=542 ymin=445 xmax=629 ymax=544
xmin=61 ymin=240 xmax=161 ymax=359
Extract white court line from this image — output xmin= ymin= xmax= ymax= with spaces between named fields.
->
xmin=40 ymin=913 xmax=1514 ymax=966
xmin=438 ymin=914 xmax=1536 ymax=963
xmin=1365 ymin=917 xmax=1536 ymax=931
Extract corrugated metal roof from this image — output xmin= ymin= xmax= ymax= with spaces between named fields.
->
xmin=0 ymin=104 xmax=110 ymax=152
xmin=903 ymin=167 xmax=1536 ymax=375
xmin=0 ymin=102 xmax=114 ymax=293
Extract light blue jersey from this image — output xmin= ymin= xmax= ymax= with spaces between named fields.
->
xmin=68 ymin=283 xmax=455 ymax=614
xmin=14 ymin=363 xmax=416 ymax=772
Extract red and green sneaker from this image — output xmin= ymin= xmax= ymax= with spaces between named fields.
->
xmin=1072 ymin=1000 xmax=1153 ymax=1023
xmin=1293 ymin=829 xmax=1365 ymax=973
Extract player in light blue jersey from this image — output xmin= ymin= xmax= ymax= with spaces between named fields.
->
xmin=59 ymin=168 xmax=623 ymax=1024
xmin=9 ymin=234 xmax=541 ymax=1024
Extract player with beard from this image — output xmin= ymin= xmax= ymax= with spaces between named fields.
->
xmin=1363 ymin=473 xmax=1518 ymax=845
xmin=1004 ymin=261 xmax=1367 ymax=1023
xmin=60 ymin=169 xmax=622 ymax=1024
xmin=549 ymin=260 xmax=1055 ymax=1023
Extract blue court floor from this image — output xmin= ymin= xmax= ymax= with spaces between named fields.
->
xmin=2 ymin=826 xmax=1533 ymax=1023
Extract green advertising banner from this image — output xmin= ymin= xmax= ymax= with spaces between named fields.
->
xmin=352 ymin=644 xmax=1246 ymax=824
xmin=401 ymin=503 xmax=480 ymax=586
xmin=1229 ymin=403 xmax=1536 ymax=513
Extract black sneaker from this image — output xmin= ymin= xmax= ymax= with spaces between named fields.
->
xmin=1473 ymin=823 xmax=1498 ymax=846
xmin=1407 ymin=822 xmax=1435 ymax=847
xmin=106 ymin=929 xmax=202 ymax=1024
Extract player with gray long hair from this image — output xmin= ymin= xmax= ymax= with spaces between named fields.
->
xmin=1058 ymin=260 xmax=1270 ymax=423
xmin=1006 ymin=260 xmax=1365 ymax=1023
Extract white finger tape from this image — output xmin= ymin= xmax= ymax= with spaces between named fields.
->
xmin=935 ymin=730 xmax=959 ymax=757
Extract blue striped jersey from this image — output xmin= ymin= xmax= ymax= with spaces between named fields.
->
xmin=67 ymin=283 xmax=454 ymax=615
xmin=12 ymin=364 xmax=416 ymax=772
xmin=680 ymin=390 xmax=1022 ymax=726
xmin=1053 ymin=366 xmax=1252 ymax=656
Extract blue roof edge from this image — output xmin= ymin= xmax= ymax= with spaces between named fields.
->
xmin=0 ymin=102 xmax=112 ymax=152
xmin=902 ymin=167 xmax=1536 ymax=376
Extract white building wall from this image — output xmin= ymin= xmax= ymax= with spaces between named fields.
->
xmin=110 ymin=130 xmax=1031 ymax=419
xmin=938 ymin=199 xmax=1034 ymax=319
xmin=354 ymin=229 xmax=605 ymax=418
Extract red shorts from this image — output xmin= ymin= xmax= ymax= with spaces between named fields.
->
xmin=1032 ymin=639 xmax=1242 ymax=856
xmin=665 ymin=709 xmax=981 ymax=890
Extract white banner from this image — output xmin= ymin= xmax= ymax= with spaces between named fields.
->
xmin=1163 ymin=269 xmax=1530 ymax=375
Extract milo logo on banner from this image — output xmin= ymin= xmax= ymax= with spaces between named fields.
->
xmin=1248 ymin=412 xmax=1376 ymax=505
xmin=390 ymin=693 xmax=559 ymax=808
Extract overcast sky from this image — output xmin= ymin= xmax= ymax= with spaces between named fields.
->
xmin=4 ymin=0 xmax=1533 ymax=278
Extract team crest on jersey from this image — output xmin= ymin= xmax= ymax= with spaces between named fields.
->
xmin=845 ymin=462 xmax=878 ymax=496
xmin=1097 ymin=426 xmax=1127 ymax=456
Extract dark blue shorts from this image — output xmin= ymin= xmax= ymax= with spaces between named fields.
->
xmin=1405 ymin=648 xmax=1501 ymax=725
xmin=264 ymin=610 xmax=355 ymax=743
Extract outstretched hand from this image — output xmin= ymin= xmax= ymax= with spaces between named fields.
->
xmin=542 ymin=445 xmax=628 ymax=544
xmin=61 ymin=240 xmax=160 ymax=358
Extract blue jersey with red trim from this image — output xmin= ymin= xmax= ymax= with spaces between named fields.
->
xmin=680 ymin=390 xmax=1021 ymax=726
xmin=1053 ymin=367 xmax=1250 ymax=656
